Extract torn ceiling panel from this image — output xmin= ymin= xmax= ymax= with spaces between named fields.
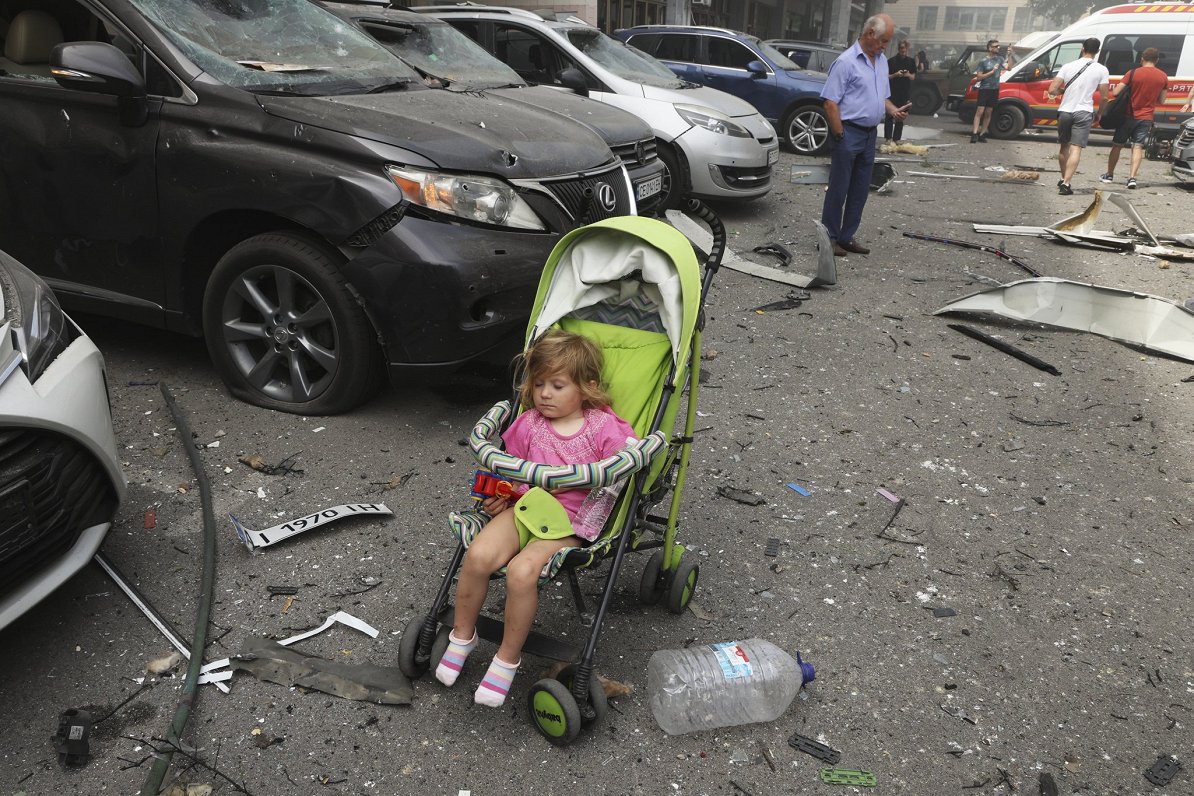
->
xmin=232 ymin=638 xmax=413 ymax=704
xmin=933 ymin=277 xmax=1194 ymax=363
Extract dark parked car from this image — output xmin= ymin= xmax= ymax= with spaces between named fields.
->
xmin=764 ymin=39 xmax=843 ymax=73
xmin=616 ymin=25 xmax=831 ymax=155
xmin=0 ymin=248 xmax=125 ymax=630
xmin=1174 ymin=116 xmax=1194 ymax=183
xmin=319 ymin=2 xmax=666 ymax=211
xmin=0 ymin=0 xmax=632 ymax=415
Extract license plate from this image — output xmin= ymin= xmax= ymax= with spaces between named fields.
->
xmin=636 ymin=173 xmax=663 ymax=200
xmin=767 ymin=147 xmax=779 ymax=165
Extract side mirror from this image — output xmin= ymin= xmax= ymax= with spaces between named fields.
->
xmin=745 ymin=59 xmax=768 ymax=77
xmin=558 ymin=67 xmax=588 ymax=95
xmin=1007 ymin=62 xmax=1043 ymax=82
xmin=51 ymin=42 xmax=148 ymax=127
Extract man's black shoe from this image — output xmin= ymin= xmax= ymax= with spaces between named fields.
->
xmin=839 ymin=240 xmax=871 ymax=255
xmin=970 ymin=134 xmax=978 ymax=143
xmin=978 ymin=134 xmax=988 ymax=142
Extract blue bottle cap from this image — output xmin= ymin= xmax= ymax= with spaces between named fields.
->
xmin=796 ymin=651 xmax=816 ymax=685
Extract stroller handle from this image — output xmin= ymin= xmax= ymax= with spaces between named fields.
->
xmin=682 ymin=199 xmax=725 ymax=278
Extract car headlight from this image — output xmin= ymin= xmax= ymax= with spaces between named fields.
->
xmin=675 ymin=105 xmax=752 ymax=138
xmin=0 ymin=251 xmax=74 ymax=383
xmin=386 ymin=165 xmax=545 ymax=230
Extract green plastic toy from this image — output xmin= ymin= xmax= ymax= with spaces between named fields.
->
xmin=820 ymin=768 xmax=878 ymax=787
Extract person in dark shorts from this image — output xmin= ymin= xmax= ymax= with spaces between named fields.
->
xmin=970 ymin=39 xmax=1006 ymax=143
xmin=1100 ymin=48 xmax=1169 ymax=189
xmin=885 ymin=40 xmax=917 ymax=144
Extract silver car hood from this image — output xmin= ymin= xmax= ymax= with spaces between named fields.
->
xmin=640 ymin=82 xmax=765 ymax=120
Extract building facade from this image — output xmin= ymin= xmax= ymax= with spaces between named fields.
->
xmin=884 ymin=0 xmax=1055 ymax=68
xmin=397 ymin=0 xmax=883 ymax=43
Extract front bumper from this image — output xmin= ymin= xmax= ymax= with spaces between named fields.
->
xmin=676 ymin=125 xmax=777 ymax=200
xmin=1173 ymin=159 xmax=1194 ymax=183
xmin=0 ymin=325 xmax=126 ymax=630
xmin=341 ymin=212 xmax=558 ymax=376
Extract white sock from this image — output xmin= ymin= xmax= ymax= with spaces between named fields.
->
xmin=474 ymin=655 xmax=520 ymax=707
xmin=434 ymin=630 xmax=477 ymax=687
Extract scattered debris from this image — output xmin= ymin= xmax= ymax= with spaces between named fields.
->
xmin=936 ymin=279 xmax=1194 ymax=365
xmin=267 ymin=585 xmax=299 ymax=596
xmin=146 ymin=652 xmax=182 ymax=675
xmin=1144 ymin=755 xmax=1182 ymax=786
xmin=870 ymin=162 xmax=897 ymax=193
xmin=903 ymin=231 xmax=1042 ymax=278
xmin=932 ymin=607 xmax=957 ymax=618
xmin=751 ymin=296 xmax=805 ymax=313
xmin=906 ymin=169 xmax=1039 ymax=184
xmin=879 ymin=141 xmax=928 ymax=154
xmin=758 ymin=740 xmax=778 ymax=772
xmin=162 ymin=786 xmax=213 ymax=796
xmin=230 ymin=638 xmax=412 ymax=704
xmin=687 ymin=600 xmax=715 ymax=621
xmin=790 ymin=163 xmax=831 ymax=183
xmin=542 ymin=661 xmax=633 ymax=698
xmin=786 ymin=482 xmax=811 ymax=497
xmin=946 ymin=323 xmax=1062 ymax=376
xmin=238 ymin=453 xmax=303 ymax=476
xmin=230 ymin=502 xmax=391 ymax=550
xmin=941 ymin=703 xmax=978 ymax=724
xmin=198 ymin=611 xmax=379 ymax=686
xmin=716 ymin=486 xmax=765 ymax=506
xmin=820 ymin=768 xmax=877 ymax=787
xmin=789 ymin=733 xmax=841 ymax=763
xmin=54 ymin=709 xmax=92 ymax=768
xmin=667 ymin=210 xmax=837 ymax=288
xmin=876 ymin=488 xmax=901 ymax=503
xmin=1040 ymin=772 xmax=1059 ymax=796
xmin=751 ymin=242 xmax=792 ymax=266
xmin=143 ymin=510 xmax=156 ymax=530
xmin=764 ymin=538 xmax=780 ymax=557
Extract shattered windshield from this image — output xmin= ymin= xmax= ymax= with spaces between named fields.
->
xmin=563 ymin=28 xmax=686 ymax=89
xmin=363 ymin=18 xmax=525 ymax=89
xmin=130 ymin=0 xmax=419 ymax=94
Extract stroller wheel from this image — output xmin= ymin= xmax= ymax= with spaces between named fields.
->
xmin=666 ymin=556 xmax=700 ymax=614
xmin=553 ymin=664 xmax=608 ymax=728
xmin=528 ymin=679 xmax=582 ymax=746
xmin=429 ymin=625 xmax=453 ymax=671
xmin=638 ymin=551 xmax=666 ymax=605
xmin=397 ymin=615 xmax=434 ymax=678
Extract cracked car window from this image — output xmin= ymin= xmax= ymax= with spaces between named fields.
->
xmin=563 ymin=28 xmax=685 ymax=89
xmin=130 ymin=0 xmax=417 ymax=92
xmin=366 ymin=19 xmax=524 ymax=89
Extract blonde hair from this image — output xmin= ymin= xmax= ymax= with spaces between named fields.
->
xmin=518 ymin=330 xmax=610 ymax=410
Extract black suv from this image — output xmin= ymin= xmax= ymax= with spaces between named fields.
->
xmin=0 ymin=0 xmax=632 ymax=414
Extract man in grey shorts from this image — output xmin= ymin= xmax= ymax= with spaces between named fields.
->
xmin=1045 ymin=38 xmax=1110 ymax=195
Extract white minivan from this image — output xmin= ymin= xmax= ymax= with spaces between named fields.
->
xmin=414 ymin=5 xmax=781 ymax=209
xmin=956 ymin=4 xmax=1194 ymax=139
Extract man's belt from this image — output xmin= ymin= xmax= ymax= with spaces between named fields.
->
xmin=842 ymin=119 xmax=877 ymax=131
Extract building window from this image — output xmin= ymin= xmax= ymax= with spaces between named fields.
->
xmin=916 ymin=6 xmax=938 ymax=32
xmin=943 ymin=6 xmax=1007 ymax=33
xmin=1012 ymin=7 xmax=1032 ymax=33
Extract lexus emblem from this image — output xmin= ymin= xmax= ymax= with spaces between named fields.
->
xmin=596 ymin=183 xmax=617 ymax=212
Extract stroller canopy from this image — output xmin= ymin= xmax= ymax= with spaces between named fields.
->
xmin=525 ymin=217 xmax=701 ymax=384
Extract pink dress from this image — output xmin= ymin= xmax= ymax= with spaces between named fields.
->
xmin=502 ymin=406 xmax=637 ymax=531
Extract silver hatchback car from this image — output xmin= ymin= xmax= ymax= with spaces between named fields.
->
xmin=0 ymin=249 xmax=126 ymax=630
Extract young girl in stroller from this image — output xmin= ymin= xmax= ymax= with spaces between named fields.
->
xmin=435 ymin=330 xmax=637 ymax=707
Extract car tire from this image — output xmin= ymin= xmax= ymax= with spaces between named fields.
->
xmin=909 ymin=85 xmax=941 ymax=115
xmin=655 ymin=143 xmax=686 ymax=211
xmin=203 ymin=231 xmax=382 ymax=415
xmin=957 ymin=108 xmax=976 ymax=125
xmin=783 ymin=104 xmax=830 ymax=155
xmin=988 ymin=103 xmax=1026 ymax=139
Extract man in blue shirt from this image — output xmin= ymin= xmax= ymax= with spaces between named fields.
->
xmin=820 ymin=14 xmax=910 ymax=257
xmin=970 ymin=39 xmax=1007 ymax=143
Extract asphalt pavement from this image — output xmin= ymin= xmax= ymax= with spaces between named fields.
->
xmin=2 ymin=113 xmax=1193 ymax=795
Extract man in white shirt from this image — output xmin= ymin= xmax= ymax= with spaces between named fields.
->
xmin=1045 ymin=38 xmax=1111 ymax=195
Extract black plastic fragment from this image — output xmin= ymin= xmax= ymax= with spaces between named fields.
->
xmin=932 ymin=607 xmax=957 ymax=618
xmin=948 ymin=323 xmax=1062 ymax=376
xmin=54 ymin=709 xmax=92 ymax=767
xmin=764 ymin=538 xmax=780 ymax=557
xmin=751 ymin=242 xmax=792 ymax=266
xmin=1144 ymin=755 xmax=1182 ymax=786
xmin=716 ymin=486 xmax=765 ymax=506
xmin=788 ymin=732 xmax=841 ymax=764
xmin=1039 ymin=772 xmax=1059 ymax=796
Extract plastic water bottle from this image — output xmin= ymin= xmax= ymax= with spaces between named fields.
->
xmin=647 ymin=639 xmax=815 ymax=735
xmin=571 ymin=481 xmax=625 ymax=541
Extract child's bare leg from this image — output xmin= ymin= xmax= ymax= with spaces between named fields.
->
xmin=475 ymin=536 xmax=578 ymax=707
xmin=435 ymin=510 xmax=518 ymax=687
xmin=453 ymin=510 xmax=520 ymax=638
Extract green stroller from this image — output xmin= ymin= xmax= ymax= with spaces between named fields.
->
xmin=397 ymin=203 xmax=725 ymax=745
